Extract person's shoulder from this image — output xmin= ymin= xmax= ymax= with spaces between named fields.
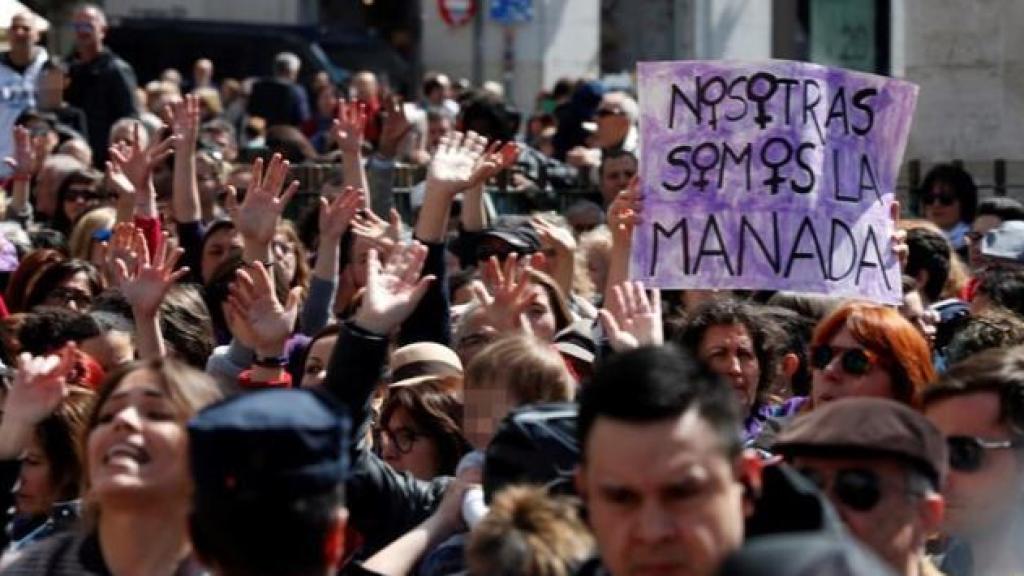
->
xmin=0 ymin=530 xmax=93 ymax=575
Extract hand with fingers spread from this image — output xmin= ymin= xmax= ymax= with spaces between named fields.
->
xmin=319 ymin=186 xmax=365 ymax=242
xmin=351 ymin=207 xmax=403 ymax=257
xmin=377 ymin=95 xmax=413 ymax=160
xmin=168 ymin=94 xmax=201 ymax=151
xmin=471 ymin=254 xmax=538 ymax=334
xmin=115 ymin=235 xmax=189 ymax=317
xmin=330 ymin=99 xmax=367 ymax=156
xmin=4 ymin=125 xmax=34 ymax=177
xmin=426 ymin=131 xmax=489 ymax=197
xmin=352 ymin=242 xmax=435 ymax=335
xmin=469 ymin=140 xmax=520 ymax=187
xmin=224 ymin=154 xmax=299 ymax=250
xmin=598 ymin=281 xmax=663 ymax=351
xmin=225 ymin=262 xmax=302 ymax=357
xmin=109 ymin=123 xmax=177 ymax=192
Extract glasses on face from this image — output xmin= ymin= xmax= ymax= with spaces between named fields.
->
xmin=65 ymin=188 xmax=103 ymax=203
xmin=922 ymin=192 xmax=957 ymax=207
xmin=374 ymin=425 xmax=422 ymax=454
xmin=45 ymin=287 xmax=93 ymax=309
xmin=947 ymin=435 xmax=1020 ymax=473
xmin=810 ymin=345 xmax=877 ymax=376
xmin=797 ymin=467 xmax=885 ymax=512
xmin=595 ymin=108 xmax=624 ymax=118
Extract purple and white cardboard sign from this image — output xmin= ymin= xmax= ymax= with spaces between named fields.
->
xmin=631 ymin=60 xmax=918 ymax=304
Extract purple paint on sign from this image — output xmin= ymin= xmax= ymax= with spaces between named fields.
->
xmin=631 ymin=60 xmax=918 ymax=305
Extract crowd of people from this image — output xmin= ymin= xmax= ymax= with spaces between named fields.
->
xmin=0 ymin=3 xmax=1020 ymax=576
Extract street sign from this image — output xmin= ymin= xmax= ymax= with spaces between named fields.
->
xmin=490 ymin=0 xmax=532 ymax=24
xmin=439 ymin=0 xmax=477 ymax=27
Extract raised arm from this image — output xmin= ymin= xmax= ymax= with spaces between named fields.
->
xmin=224 ymin=154 xmax=298 ymax=265
xmin=330 ymin=99 xmax=371 ymax=208
xmin=604 ymin=178 xmax=643 ymax=311
xmin=114 ymin=232 xmax=190 ymax=359
xmin=4 ymin=126 xmax=34 ymax=221
xmin=598 ymin=280 xmax=663 ymax=352
xmin=168 ymin=94 xmax=202 ymax=224
xmin=0 ymin=346 xmax=76 ymax=460
xmin=302 ymin=186 xmax=365 ymax=336
xmin=109 ymin=123 xmax=176 ymax=222
xmin=461 ymin=141 xmax=520 ymax=234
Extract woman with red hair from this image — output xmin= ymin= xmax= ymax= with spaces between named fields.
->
xmin=810 ymin=302 xmax=935 ymax=408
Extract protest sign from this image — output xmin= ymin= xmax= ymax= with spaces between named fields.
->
xmin=631 ymin=60 xmax=918 ymax=304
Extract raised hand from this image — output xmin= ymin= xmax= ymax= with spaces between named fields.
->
xmin=168 ymin=94 xmax=200 ymax=151
xmin=598 ymin=281 xmax=663 ymax=352
xmin=224 ymin=154 xmax=299 ymax=247
xmin=377 ymin=95 xmax=413 ymax=159
xmin=115 ymin=235 xmax=189 ymax=316
xmin=352 ymin=242 xmax=435 ymax=335
xmin=225 ymin=262 xmax=302 ymax=356
xmin=100 ymin=222 xmax=146 ymax=287
xmin=531 ymin=215 xmax=576 ymax=255
xmin=890 ymin=201 xmax=909 ymax=269
xmin=3 ymin=125 xmax=34 ymax=177
xmin=607 ymin=177 xmax=643 ymax=241
xmin=108 ymin=123 xmax=176 ymax=191
xmin=468 ymin=140 xmax=520 ymax=188
xmin=426 ymin=131 xmax=489 ymax=197
xmin=319 ymin=186 xmax=365 ymax=242
xmin=330 ymin=99 xmax=366 ymax=155
xmin=471 ymin=254 xmax=538 ymax=334
xmin=5 ymin=345 xmax=77 ymax=426
xmin=351 ymin=207 xmax=402 ymax=256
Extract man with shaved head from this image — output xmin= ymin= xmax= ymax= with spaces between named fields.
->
xmin=0 ymin=12 xmax=48 ymax=176
xmin=65 ymin=3 xmax=138 ymax=167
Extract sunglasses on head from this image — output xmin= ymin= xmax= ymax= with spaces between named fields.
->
xmin=947 ymin=435 xmax=1020 ymax=473
xmin=797 ymin=467 xmax=884 ymax=512
xmin=810 ymin=345 xmax=877 ymax=376
xmin=922 ymin=193 xmax=957 ymax=207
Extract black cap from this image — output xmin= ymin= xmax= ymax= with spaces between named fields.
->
xmin=717 ymin=534 xmax=897 ymax=576
xmin=188 ymin=389 xmax=350 ymax=502
xmin=774 ymin=397 xmax=948 ymax=489
xmin=483 ymin=402 xmax=579 ymax=501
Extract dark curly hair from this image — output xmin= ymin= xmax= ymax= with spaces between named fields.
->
xmin=674 ymin=299 xmax=782 ymax=416
xmin=378 ymin=376 xmax=470 ymax=477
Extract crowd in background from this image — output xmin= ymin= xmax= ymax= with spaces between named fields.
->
xmin=0 ymin=3 xmax=1021 ymax=576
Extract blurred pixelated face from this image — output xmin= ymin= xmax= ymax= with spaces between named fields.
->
xmin=923 ymin=181 xmax=962 ymax=230
xmin=697 ymin=324 xmax=760 ymax=414
xmin=87 ymin=370 xmax=190 ymax=503
xmin=301 ymin=334 xmax=337 ymax=389
xmin=925 ymin=392 xmax=1024 ymax=539
xmin=462 ymin=375 xmax=513 ymax=449
xmin=578 ymin=411 xmax=747 ymax=576
xmin=37 ymin=68 xmax=64 ymax=108
xmin=380 ymin=406 xmax=442 ymax=481
xmin=201 ymin=227 xmax=242 ymax=284
xmin=811 ymin=326 xmax=894 ymax=407
xmin=792 ymin=456 xmax=931 ymax=572
xmin=15 ymin=438 xmax=55 ymax=518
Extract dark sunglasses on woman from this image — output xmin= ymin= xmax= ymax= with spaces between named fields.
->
xmin=810 ymin=345 xmax=877 ymax=376
xmin=947 ymin=435 xmax=1020 ymax=473
xmin=921 ymin=192 xmax=956 ymax=207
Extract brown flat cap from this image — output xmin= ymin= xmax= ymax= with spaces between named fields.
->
xmin=774 ymin=397 xmax=948 ymax=488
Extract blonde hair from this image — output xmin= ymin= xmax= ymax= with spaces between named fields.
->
xmin=68 ymin=206 xmax=115 ymax=261
xmin=467 ymin=486 xmax=594 ymax=576
xmin=573 ymin=226 xmax=612 ymax=301
xmin=465 ymin=335 xmax=574 ymax=404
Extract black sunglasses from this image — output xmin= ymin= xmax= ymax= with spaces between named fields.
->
xmin=798 ymin=467 xmax=883 ymax=512
xmin=947 ymin=435 xmax=1019 ymax=473
xmin=922 ymin=193 xmax=956 ymax=207
xmin=810 ymin=345 xmax=876 ymax=376
xmin=595 ymin=108 xmax=624 ymax=118
xmin=65 ymin=188 xmax=103 ymax=203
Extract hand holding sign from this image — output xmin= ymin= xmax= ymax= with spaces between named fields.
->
xmin=632 ymin=60 xmax=918 ymax=304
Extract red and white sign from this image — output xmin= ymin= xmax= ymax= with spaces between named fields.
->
xmin=438 ymin=0 xmax=477 ymax=27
